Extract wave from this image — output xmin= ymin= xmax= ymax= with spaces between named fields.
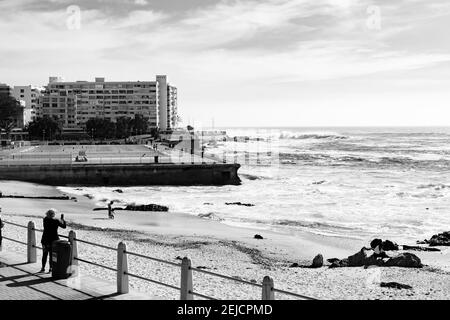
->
xmin=279 ymin=152 xmax=450 ymax=169
xmin=279 ymin=132 xmax=348 ymax=140
xmin=240 ymin=173 xmax=265 ymax=180
xmin=417 ymin=184 xmax=450 ymax=190
xmin=272 ymin=219 xmax=358 ymax=231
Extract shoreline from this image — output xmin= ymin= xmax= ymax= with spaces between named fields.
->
xmin=0 ymin=180 xmax=449 ymax=300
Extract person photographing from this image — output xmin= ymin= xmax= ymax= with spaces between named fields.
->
xmin=40 ymin=209 xmax=67 ymax=273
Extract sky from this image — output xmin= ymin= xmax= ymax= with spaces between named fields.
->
xmin=0 ymin=0 xmax=449 ymax=127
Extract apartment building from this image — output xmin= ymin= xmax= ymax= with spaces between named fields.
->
xmin=38 ymin=76 xmax=178 ymax=131
xmin=0 ymin=83 xmax=12 ymax=96
xmin=12 ymin=85 xmax=43 ymax=125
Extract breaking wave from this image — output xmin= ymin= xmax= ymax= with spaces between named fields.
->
xmin=279 ymin=132 xmax=348 ymax=140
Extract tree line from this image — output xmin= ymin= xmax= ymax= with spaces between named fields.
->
xmin=26 ymin=114 xmax=157 ymax=140
xmin=0 ymin=95 xmax=159 ymax=140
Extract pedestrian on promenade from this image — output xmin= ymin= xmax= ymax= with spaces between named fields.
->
xmin=40 ymin=209 xmax=67 ymax=273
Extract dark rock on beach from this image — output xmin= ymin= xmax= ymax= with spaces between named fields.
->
xmin=380 ymin=282 xmax=413 ymax=290
xmin=311 ymin=254 xmax=324 ymax=268
xmin=289 ymin=263 xmax=300 ymax=268
xmin=370 ymin=238 xmax=399 ymax=251
xmin=402 ymin=245 xmax=440 ymax=252
xmin=226 ymin=202 xmax=255 ymax=207
xmin=427 ymin=231 xmax=450 ymax=246
xmin=124 ymin=204 xmax=169 ymax=212
xmin=113 ymin=189 xmax=124 ymax=193
xmin=330 ymin=258 xmax=349 ymax=268
xmin=329 ymin=248 xmax=422 ymax=269
xmin=254 ymin=234 xmax=264 ymax=239
xmin=381 ymin=240 xmax=399 ymax=251
xmin=385 ymin=253 xmax=422 ymax=268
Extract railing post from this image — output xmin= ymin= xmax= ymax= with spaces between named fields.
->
xmin=180 ymin=257 xmax=193 ymax=300
xmin=68 ymin=230 xmax=78 ymax=276
xmin=262 ymin=276 xmax=275 ymax=300
xmin=117 ymin=242 xmax=129 ymax=294
xmin=27 ymin=221 xmax=37 ymax=263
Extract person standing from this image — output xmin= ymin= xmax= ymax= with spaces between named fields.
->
xmin=0 ymin=208 xmax=4 ymax=251
xmin=107 ymin=201 xmax=115 ymax=219
xmin=40 ymin=209 xmax=66 ymax=273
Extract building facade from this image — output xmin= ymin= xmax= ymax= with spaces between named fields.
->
xmin=12 ymin=85 xmax=43 ymax=125
xmin=0 ymin=83 xmax=12 ymax=96
xmin=38 ymin=76 xmax=178 ymax=131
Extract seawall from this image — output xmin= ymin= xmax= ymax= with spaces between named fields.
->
xmin=0 ymin=163 xmax=241 ymax=186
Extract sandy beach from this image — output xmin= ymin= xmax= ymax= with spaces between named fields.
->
xmin=0 ymin=180 xmax=449 ymax=300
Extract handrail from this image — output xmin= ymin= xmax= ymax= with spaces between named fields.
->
xmin=125 ymin=250 xmax=181 ymax=267
xmin=190 ymin=290 xmax=217 ymax=300
xmin=1 ymin=219 xmax=318 ymax=300
xmin=3 ymin=221 xmax=28 ymax=229
xmin=124 ymin=271 xmax=181 ymax=292
xmin=1 ymin=236 xmax=27 ymax=246
xmin=74 ymin=238 xmax=117 ymax=251
xmin=190 ymin=266 xmax=263 ymax=289
xmin=74 ymin=257 xmax=117 ymax=273
xmin=273 ymin=287 xmax=317 ymax=300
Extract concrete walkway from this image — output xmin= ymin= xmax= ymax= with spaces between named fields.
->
xmin=0 ymin=251 xmax=160 ymax=300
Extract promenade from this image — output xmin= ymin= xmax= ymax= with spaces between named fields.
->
xmin=0 ymin=251 xmax=158 ymax=300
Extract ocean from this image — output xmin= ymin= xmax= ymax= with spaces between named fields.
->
xmin=59 ymin=127 xmax=450 ymax=244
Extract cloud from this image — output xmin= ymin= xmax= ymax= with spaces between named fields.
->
xmin=1 ymin=0 xmax=450 ymax=125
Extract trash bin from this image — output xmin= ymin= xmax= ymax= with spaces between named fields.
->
xmin=51 ymin=240 xmax=72 ymax=280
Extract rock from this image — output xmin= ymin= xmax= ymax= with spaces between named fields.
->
xmin=254 ymin=234 xmax=264 ymax=240
xmin=385 ymin=253 xmax=422 ymax=268
xmin=402 ymin=245 xmax=440 ymax=252
xmin=203 ymin=203 xmax=213 ymax=205
xmin=311 ymin=254 xmax=324 ymax=268
xmin=329 ymin=258 xmax=349 ymax=268
xmin=382 ymin=240 xmax=399 ymax=251
xmin=289 ymin=263 xmax=300 ymax=268
xmin=114 ymin=189 xmax=123 ymax=193
xmin=225 ymin=202 xmax=255 ymax=207
xmin=124 ymin=204 xmax=169 ymax=212
xmin=428 ymin=231 xmax=450 ymax=246
xmin=312 ymin=180 xmax=326 ymax=185
xmin=380 ymin=282 xmax=412 ymax=290
xmin=370 ymin=239 xmax=383 ymax=249
xmin=348 ymin=248 xmax=371 ymax=267
xmin=175 ymin=256 xmax=183 ymax=260
xmin=327 ymin=258 xmax=340 ymax=264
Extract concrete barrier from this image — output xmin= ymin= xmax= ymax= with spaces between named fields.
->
xmin=0 ymin=163 xmax=241 ymax=186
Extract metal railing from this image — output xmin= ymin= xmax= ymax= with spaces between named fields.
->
xmin=1 ymin=220 xmax=317 ymax=300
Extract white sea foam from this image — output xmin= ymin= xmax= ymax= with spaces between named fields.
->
xmin=60 ymin=127 xmax=450 ymax=244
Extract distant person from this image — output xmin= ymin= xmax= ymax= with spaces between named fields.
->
xmin=107 ymin=201 xmax=115 ymax=219
xmin=0 ymin=207 xmax=4 ymax=251
xmin=40 ymin=209 xmax=67 ymax=273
